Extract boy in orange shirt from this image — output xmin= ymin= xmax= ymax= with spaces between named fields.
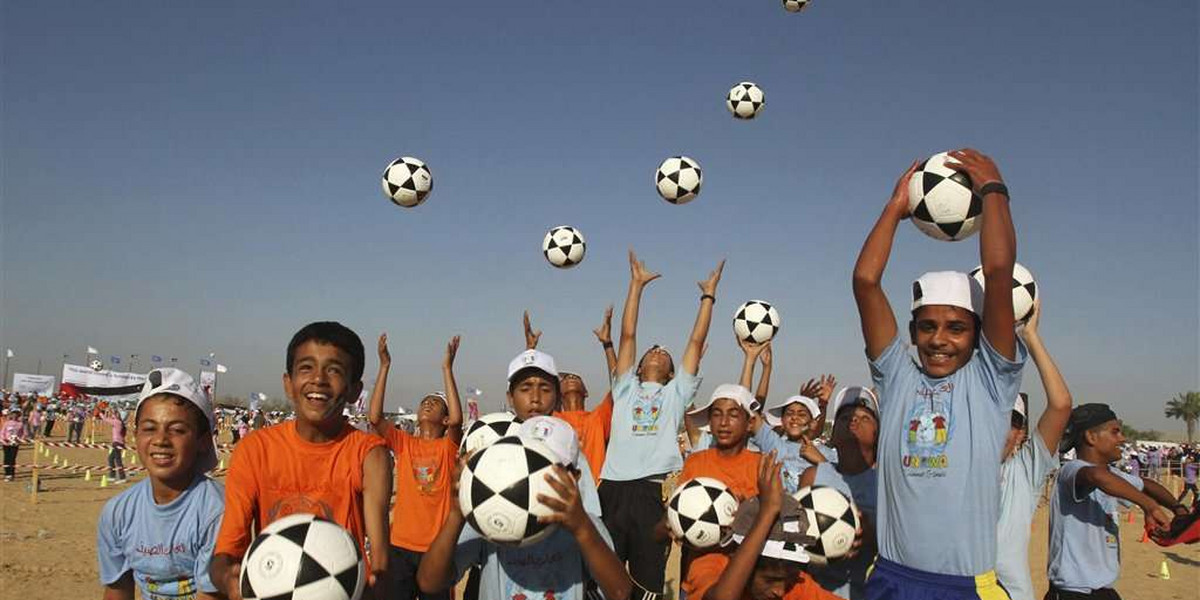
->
xmin=681 ymin=383 xmax=763 ymax=500
xmin=367 ymin=333 xmax=464 ymax=600
xmin=211 ymin=321 xmax=393 ymax=600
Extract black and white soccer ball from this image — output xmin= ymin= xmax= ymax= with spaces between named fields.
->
xmin=458 ymin=435 xmax=561 ymax=547
xmin=542 ymin=226 xmax=586 ymax=269
xmin=969 ymin=262 xmax=1038 ymax=323
xmin=240 ymin=513 xmax=364 ymax=600
xmin=666 ymin=477 xmax=739 ymax=549
xmin=793 ymin=485 xmax=860 ymax=566
xmin=461 ymin=412 xmax=523 ymax=456
xmin=655 ymin=156 xmax=703 ymax=204
xmin=726 ymin=82 xmax=765 ymax=120
xmin=907 ymin=152 xmax=983 ymax=241
xmin=89 ymin=359 xmax=104 ymax=372
xmin=733 ymin=300 xmax=781 ymax=344
xmin=381 ymin=156 xmax=433 ymax=208
xmin=782 ymin=0 xmax=810 ymax=12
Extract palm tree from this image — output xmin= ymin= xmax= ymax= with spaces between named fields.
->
xmin=1164 ymin=391 xmax=1200 ymax=444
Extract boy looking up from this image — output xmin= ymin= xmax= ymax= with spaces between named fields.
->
xmin=682 ymin=384 xmax=763 ymax=501
xmin=600 ymin=250 xmax=724 ymax=595
xmin=852 ymin=150 xmax=1026 ymax=598
xmin=211 ymin=322 xmax=392 ymax=600
xmin=368 ymin=333 xmax=464 ymax=600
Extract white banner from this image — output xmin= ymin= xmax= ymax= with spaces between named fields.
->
xmin=12 ymin=373 xmax=57 ymax=396
xmin=199 ymin=370 xmax=217 ymax=402
xmin=61 ymin=363 xmax=147 ymax=388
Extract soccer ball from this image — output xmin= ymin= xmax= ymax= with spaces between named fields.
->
xmin=667 ymin=477 xmax=739 ymax=548
xmin=381 ymin=156 xmax=433 ymax=208
xmin=726 ymin=82 xmax=765 ymax=120
xmin=969 ymin=262 xmax=1038 ymax=323
xmin=240 ymin=513 xmax=364 ymax=600
xmin=783 ymin=0 xmax=810 ymax=12
xmin=542 ymin=226 xmax=586 ymax=269
xmin=907 ymin=152 xmax=983 ymax=241
xmin=461 ymin=412 xmax=523 ymax=456
xmin=793 ymin=485 xmax=860 ymax=565
xmin=655 ymin=156 xmax=703 ymax=204
xmin=733 ymin=300 xmax=781 ymax=344
xmin=89 ymin=359 xmax=104 ymax=372
xmin=458 ymin=435 xmax=561 ymax=547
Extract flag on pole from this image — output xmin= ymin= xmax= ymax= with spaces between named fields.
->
xmin=5 ymin=349 xmax=12 ymax=358
xmin=216 ymin=364 xmax=228 ymax=374
xmin=87 ymin=346 xmax=99 ymax=355
xmin=199 ymin=359 xmax=212 ymax=367
xmin=151 ymin=355 xmax=163 ymax=363
xmin=110 ymin=356 xmax=121 ymax=365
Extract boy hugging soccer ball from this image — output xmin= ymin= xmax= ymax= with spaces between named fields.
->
xmin=210 ymin=322 xmax=392 ymax=600
xmin=852 ymin=149 xmax=1025 ymax=599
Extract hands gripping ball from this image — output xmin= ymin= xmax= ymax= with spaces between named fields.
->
xmin=240 ymin=513 xmax=364 ymax=600
xmin=458 ymin=436 xmax=563 ymax=547
xmin=970 ymin=262 xmax=1038 ymax=323
xmin=461 ymin=412 xmax=523 ymax=456
xmin=793 ymin=485 xmax=860 ymax=565
xmin=542 ymin=226 xmax=586 ymax=268
xmin=907 ymin=152 xmax=983 ymax=241
xmin=655 ymin=156 xmax=703 ymax=204
xmin=382 ymin=156 xmax=433 ymax=208
xmin=667 ymin=477 xmax=739 ymax=548
xmin=733 ymin=300 xmax=781 ymax=343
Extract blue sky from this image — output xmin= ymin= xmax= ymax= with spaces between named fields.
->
xmin=2 ymin=1 xmax=1196 ymax=434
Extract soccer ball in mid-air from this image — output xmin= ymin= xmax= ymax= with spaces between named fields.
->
xmin=240 ymin=513 xmax=364 ymax=600
xmin=733 ymin=300 xmax=781 ymax=344
xmin=667 ymin=477 xmax=739 ymax=548
xmin=89 ymin=359 xmax=104 ymax=372
xmin=458 ymin=436 xmax=561 ymax=547
xmin=969 ymin=262 xmax=1038 ymax=323
xmin=793 ymin=485 xmax=860 ymax=565
xmin=655 ymin=156 xmax=703 ymax=204
xmin=381 ymin=156 xmax=433 ymax=208
xmin=782 ymin=0 xmax=810 ymax=12
xmin=726 ymin=82 xmax=765 ymax=120
xmin=907 ymin=152 xmax=983 ymax=241
xmin=542 ymin=226 xmax=586 ymax=269
xmin=461 ymin=412 xmax=523 ymax=456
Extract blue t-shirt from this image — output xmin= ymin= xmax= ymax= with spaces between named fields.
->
xmin=454 ymin=513 xmax=615 ymax=600
xmin=811 ymin=462 xmax=878 ymax=600
xmin=871 ymin=334 xmax=1026 ymax=576
xmin=97 ymin=475 xmax=225 ymax=600
xmin=752 ymin=426 xmax=812 ymax=494
xmin=601 ymin=368 xmax=700 ymax=481
xmin=996 ymin=431 xmax=1058 ymax=600
xmin=1048 ymin=460 xmax=1142 ymax=592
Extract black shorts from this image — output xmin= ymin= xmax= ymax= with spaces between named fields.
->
xmin=599 ymin=477 xmax=670 ymax=594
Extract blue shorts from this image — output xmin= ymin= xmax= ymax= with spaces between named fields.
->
xmin=866 ymin=558 xmax=1010 ymax=600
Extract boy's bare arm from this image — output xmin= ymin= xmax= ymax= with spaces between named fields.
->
xmin=853 ymin=162 xmax=918 ymax=361
xmin=681 ymin=260 xmax=725 ymax=376
xmin=442 ymin=336 xmax=464 ymax=439
xmin=1077 ymin=466 xmax=1172 ymax=529
xmin=1019 ymin=301 xmax=1071 ymax=452
xmin=367 ymin=334 xmax=391 ymax=433
xmin=362 ymin=446 xmax=392 ymax=596
xmin=417 ymin=460 xmax=469 ymax=594
xmin=616 ymin=250 xmax=660 ymax=376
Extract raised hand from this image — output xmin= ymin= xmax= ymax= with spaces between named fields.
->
xmin=536 ymin=466 xmax=587 ymax=534
xmin=757 ymin=451 xmax=784 ymax=513
xmin=377 ymin=333 xmax=391 ymax=368
xmin=629 ymin=249 xmax=661 ymax=286
xmin=887 ymin=160 xmax=921 ymax=218
xmin=817 ymin=374 xmax=837 ymax=403
xmin=593 ymin=305 xmax=614 ymax=344
xmin=799 ymin=377 xmax=821 ymax=399
xmin=738 ymin=337 xmax=769 ymax=361
xmin=944 ymin=148 xmax=1005 ymax=193
xmin=1019 ymin=297 xmax=1041 ymax=340
xmin=760 ymin=344 xmax=773 ymax=368
xmin=523 ymin=311 xmax=542 ymax=350
xmin=697 ymin=259 xmax=726 ymax=296
xmin=444 ymin=335 xmax=461 ymax=370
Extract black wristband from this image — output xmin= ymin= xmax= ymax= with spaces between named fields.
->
xmin=979 ymin=182 xmax=1009 ymax=199
xmin=700 ymin=294 xmax=716 ymax=304
xmin=602 ymin=341 xmax=613 ymax=349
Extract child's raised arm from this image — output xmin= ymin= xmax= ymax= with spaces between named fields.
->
xmin=367 ymin=333 xmax=391 ymax=434
xmin=442 ymin=336 xmax=464 ymax=443
xmin=615 ymin=250 xmax=661 ymax=376
xmin=1019 ymin=300 xmax=1071 ymax=453
xmin=680 ymin=259 xmax=726 ymax=376
xmin=853 ymin=161 xmax=919 ymax=360
xmin=593 ymin=305 xmax=617 ymax=377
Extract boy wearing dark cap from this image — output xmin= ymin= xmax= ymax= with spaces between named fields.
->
xmin=1046 ymin=403 xmax=1185 ymax=600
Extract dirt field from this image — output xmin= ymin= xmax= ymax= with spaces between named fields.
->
xmin=2 ymin=427 xmax=1196 ymax=600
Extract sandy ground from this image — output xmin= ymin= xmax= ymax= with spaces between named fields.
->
xmin=2 ymin=427 xmax=1197 ymax=600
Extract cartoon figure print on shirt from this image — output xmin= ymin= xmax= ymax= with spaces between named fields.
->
xmin=631 ymin=387 xmax=663 ymax=435
xmin=902 ymin=381 xmax=953 ymax=474
xmin=412 ymin=453 xmax=440 ymax=495
xmin=266 ymin=494 xmax=335 ymax=524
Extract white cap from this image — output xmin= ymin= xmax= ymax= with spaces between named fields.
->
xmin=137 ymin=368 xmax=218 ymax=474
xmin=764 ymin=395 xmax=821 ymax=428
xmin=688 ymin=384 xmax=760 ymax=428
xmin=830 ymin=386 xmax=880 ymax=423
xmin=911 ymin=271 xmax=983 ymax=316
xmin=506 ymin=349 xmax=559 ymax=382
xmin=517 ymin=415 xmax=580 ymax=467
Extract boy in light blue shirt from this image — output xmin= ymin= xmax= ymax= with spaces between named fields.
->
xmin=97 ymin=368 xmax=224 ymax=600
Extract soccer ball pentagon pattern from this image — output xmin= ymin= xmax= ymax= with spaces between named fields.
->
xmin=726 ymin=82 xmax=765 ymax=120
xmin=542 ymin=226 xmax=586 ymax=269
xmin=793 ymin=485 xmax=860 ymax=566
xmin=89 ymin=359 xmax=104 ymax=372
xmin=461 ymin=412 xmax=523 ymax=456
xmin=733 ymin=300 xmax=781 ymax=343
xmin=655 ymin=156 xmax=703 ymax=204
xmin=667 ymin=477 xmax=739 ymax=549
xmin=381 ymin=156 xmax=433 ymax=208
xmin=240 ymin=513 xmax=365 ymax=600
xmin=969 ymin=262 xmax=1038 ymax=323
xmin=458 ymin=436 xmax=561 ymax=547
xmin=782 ymin=0 xmax=810 ymax=12
xmin=907 ymin=152 xmax=983 ymax=241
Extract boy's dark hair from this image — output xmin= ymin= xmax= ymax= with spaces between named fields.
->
xmin=135 ymin=395 xmax=211 ymax=437
xmin=286 ymin=321 xmax=365 ymax=383
xmin=507 ymin=368 xmax=561 ymax=399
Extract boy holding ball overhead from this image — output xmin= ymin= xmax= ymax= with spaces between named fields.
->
xmin=852 ymin=149 xmax=1026 ymax=600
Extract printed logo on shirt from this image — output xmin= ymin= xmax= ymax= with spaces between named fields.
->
xmin=630 ymin=388 xmax=663 ymax=435
xmin=267 ymin=495 xmax=335 ymax=524
xmin=901 ymin=382 xmax=953 ymax=474
xmin=500 ymin=534 xmax=578 ymax=600
xmin=411 ymin=453 xmax=441 ymax=495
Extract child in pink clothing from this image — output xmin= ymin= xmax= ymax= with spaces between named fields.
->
xmin=2 ymin=408 xmax=28 ymax=480
xmin=104 ymin=408 xmax=128 ymax=482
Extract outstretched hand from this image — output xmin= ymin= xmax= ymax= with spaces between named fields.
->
xmin=697 ymin=259 xmax=726 ymax=296
xmin=757 ymin=451 xmax=784 ymax=514
xmin=888 ymin=160 xmax=921 ymax=218
xmin=377 ymin=333 xmax=391 ymax=368
xmin=944 ymin=148 xmax=1004 ymax=193
xmin=537 ymin=466 xmax=588 ymax=534
xmin=759 ymin=344 xmax=772 ymax=368
xmin=629 ymin=250 xmax=661 ymax=286
xmin=738 ymin=338 xmax=770 ymax=361
xmin=523 ymin=311 xmax=542 ymax=350
xmin=593 ymin=305 xmax=614 ymax=344
xmin=444 ymin=335 xmax=461 ymax=370
xmin=1018 ymin=297 xmax=1041 ymax=340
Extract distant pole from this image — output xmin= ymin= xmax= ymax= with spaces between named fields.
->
xmin=36 ymin=359 xmax=42 ymax=375
xmin=3 ymin=354 xmax=10 ymax=389
xmin=59 ymin=355 xmax=69 ymax=394
xmin=130 ymin=354 xmax=139 ymax=374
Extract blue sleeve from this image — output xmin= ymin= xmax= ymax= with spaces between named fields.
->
xmin=194 ymin=512 xmax=222 ymax=593
xmin=453 ymin=526 xmax=486 ymax=581
xmin=693 ymin=432 xmax=712 ymax=452
xmin=1058 ymin=460 xmax=1088 ymax=503
xmin=665 ymin=369 xmax=701 ymax=409
xmin=97 ymin=499 xmax=129 ymax=585
xmin=975 ymin=335 xmax=1028 ymax=412
xmin=868 ymin=336 xmax=910 ymax=418
xmin=1030 ymin=431 xmax=1060 ymax=486
xmin=577 ymin=456 xmax=603 ymax=517
xmin=753 ymin=426 xmax=784 ymax=455
xmin=612 ymin=369 xmax=636 ymax=407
